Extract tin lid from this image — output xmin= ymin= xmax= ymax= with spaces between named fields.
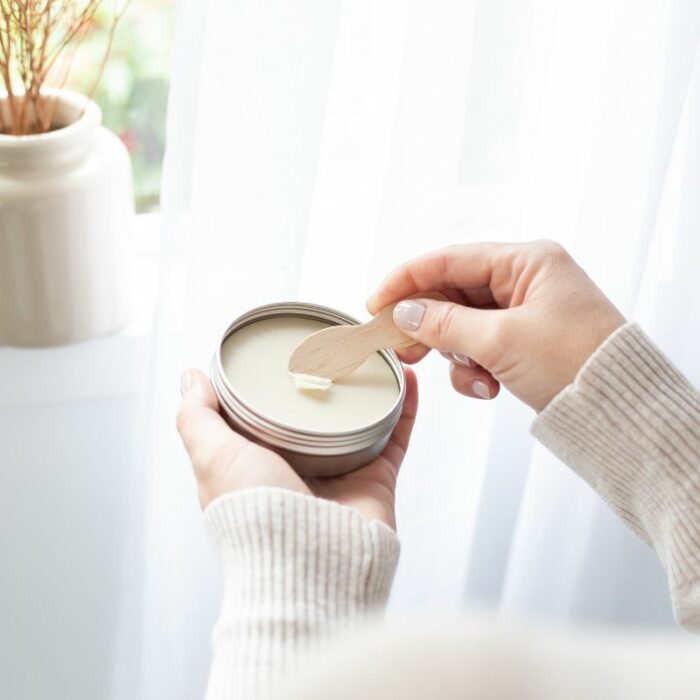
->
xmin=211 ymin=302 xmax=406 ymax=457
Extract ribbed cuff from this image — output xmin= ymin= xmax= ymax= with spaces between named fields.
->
xmin=203 ymin=488 xmax=399 ymax=698
xmin=532 ymin=322 xmax=700 ymax=630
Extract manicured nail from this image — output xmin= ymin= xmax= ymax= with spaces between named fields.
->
xmin=451 ymin=352 xmax=474 ymax=367
xmin=472 ymin=380 xmax=492 ymax=399
xmin=180 ymin=370 xmax=194 ymax=396
xmin=394 ymin=300 xmax=426 ymax=332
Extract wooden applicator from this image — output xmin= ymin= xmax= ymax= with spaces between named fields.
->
xmin=288 ymin=301 xmax=417 ymax=384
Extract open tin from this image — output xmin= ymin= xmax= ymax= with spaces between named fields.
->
xmin=210 ymin=302 xmax=406 ymax=477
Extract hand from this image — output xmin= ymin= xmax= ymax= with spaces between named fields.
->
xmin=368 ymin=240 xmax=625 ymax=412
xmin=176 ymin=368 xmax=418 ymax=529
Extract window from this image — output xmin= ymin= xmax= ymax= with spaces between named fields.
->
xmin=67 ymin=0 xmax=175 ymax=212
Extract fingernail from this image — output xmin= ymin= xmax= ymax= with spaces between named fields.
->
xmin=180 ymin=370 xmax=194 ymax=396
xmin=394 ymin=300 xmax=426 ymax=331
xmin=451 ymin=352 xmax=474 ymax=367
xmin=472 ymin=380 xmax=492 ymax=399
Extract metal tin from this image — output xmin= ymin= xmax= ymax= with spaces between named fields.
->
xmin=211 ymin=302 xmax=406 ymax=477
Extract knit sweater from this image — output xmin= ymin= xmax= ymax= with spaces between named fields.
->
xmin=204 ymin=489 xmax=398 ymax=698
xmin=202 ymin=322 xmax=700 ymax=698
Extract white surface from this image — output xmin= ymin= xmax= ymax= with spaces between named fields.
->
xmin=0 ymin=215 xmax=157 ymax=700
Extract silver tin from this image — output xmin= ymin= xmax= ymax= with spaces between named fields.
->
xmin=211 ymin=302 xmax=406 ymax=478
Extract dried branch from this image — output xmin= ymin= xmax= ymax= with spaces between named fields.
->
xmin=0 ymin=0 xmax=130 ymax=135
xmin=87 ymin=0 xmax=130 ymax=101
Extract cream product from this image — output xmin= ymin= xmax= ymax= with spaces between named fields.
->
xmin=211 ymin=303 xmax=405 ymax=477
xmin=289 ymin=372 xmax=333 ymax=391
xmin=221 ymin=316 xmax=399 ymax=432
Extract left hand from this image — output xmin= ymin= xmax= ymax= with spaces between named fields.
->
xmin=176 ymin=368 xmax=418 ymax=529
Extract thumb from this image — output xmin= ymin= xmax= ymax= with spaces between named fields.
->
xmin=176 ymin=369 xmax=248 ymax=466
xmin=392 ymin=298 xmax=497 ymax=363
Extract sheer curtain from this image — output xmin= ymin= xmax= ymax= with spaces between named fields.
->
xmin=139 ymin=0 xmax=700 ymax=696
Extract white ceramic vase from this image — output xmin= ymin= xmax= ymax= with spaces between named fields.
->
xmin=0 ymin=90 xmax=133 ymax=347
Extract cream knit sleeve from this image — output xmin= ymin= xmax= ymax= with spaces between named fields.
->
xmin=202 ymin=487 xmax=399 ymax=699
xmin=532 ymin=322 xmax=700 ymax=631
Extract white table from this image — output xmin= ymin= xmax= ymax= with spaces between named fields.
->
xmin=0 ymin=217 xmax=157 ymax=699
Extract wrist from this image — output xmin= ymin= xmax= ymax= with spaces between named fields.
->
xmin=535 ymin=309 xmax=626 ymax=412
xmin=194 ymin=444 xmax=310 ymax=510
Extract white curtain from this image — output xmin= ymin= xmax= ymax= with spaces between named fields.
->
xmin=138 ymin=0 xmax=700 ymax=696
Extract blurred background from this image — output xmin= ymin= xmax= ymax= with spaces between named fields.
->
xmin=1 ymin=1 xmax=700 ymax=699
xmin=68 ymin=0 xmax=175 ymax=211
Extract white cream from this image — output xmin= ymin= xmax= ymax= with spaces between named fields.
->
xmin=289 ymin=372 xmax=333 ymax=391
xmin=220 ymin=316 xmax=399 ymax=432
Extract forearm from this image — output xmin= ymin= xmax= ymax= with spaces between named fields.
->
xmin=203 ymin=488 xmax=399 ymax=699
xmin=532 ymin=322 xmax=700 ymax=630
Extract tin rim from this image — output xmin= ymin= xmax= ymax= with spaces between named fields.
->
xmin=211 ymin=302 xmax=406 ymax=456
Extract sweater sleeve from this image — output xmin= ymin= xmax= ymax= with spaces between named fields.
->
xmin=532 ymin=322 xmax=700 ymax=631
xmin=202 ymin=487 xmax=399 ymax=699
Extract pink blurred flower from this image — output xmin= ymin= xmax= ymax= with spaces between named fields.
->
xmin=120 ymin=130 xmax=137 ymax=152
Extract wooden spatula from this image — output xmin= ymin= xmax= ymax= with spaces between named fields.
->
xmin=288 ymin=301 xmax=416 ymax=382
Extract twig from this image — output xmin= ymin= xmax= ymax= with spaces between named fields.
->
xmin=0 ymin=0 xmax=129 ymax=135
xmin=87 ymin=0 xmax=131 ymax=101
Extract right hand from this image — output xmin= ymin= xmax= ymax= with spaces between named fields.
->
xmin=368 ymin=240 xmax=625 ymax=412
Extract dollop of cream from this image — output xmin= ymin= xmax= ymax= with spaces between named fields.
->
xmin=289 ymin=372 xmax=333 ymax=391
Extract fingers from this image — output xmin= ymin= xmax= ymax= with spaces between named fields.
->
xmin=374 ymin=291 xmax=455 ymax=366
xmin=367 ymin=242 xmax=508 ymax=313
xmin=449 ymin=363 xmax=500 ymax=400
xmin=462 ymin=286 xmax=496 ymax=308
xmin=176 ymin=369 xmax=248 ymax=468
xmin=440 ymin=351 xmax=500 ymax=400
xmin=396 ymin=343 xmax=431 ymax=364
xmin=440 ymin=350 xmax=476 ymax=367
xmin=391 ymin=297 xmax=505 ymax=367
xmin=381 ymin=367 xmax=418 ymax=466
